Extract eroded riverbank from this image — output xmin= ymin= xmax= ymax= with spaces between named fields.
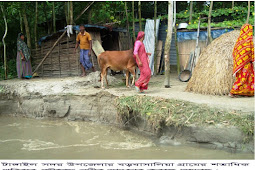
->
xmin=0 ymin=72 xmax=254 ymax=156
xmin=0 ymin=115 xmax=253 ymax=159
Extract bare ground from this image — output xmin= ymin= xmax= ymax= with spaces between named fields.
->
xmin=0 ymin=71 xmax=253 ymax=114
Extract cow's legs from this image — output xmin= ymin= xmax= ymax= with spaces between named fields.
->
xmin=128 ymin=66 xmax=136 ymax=86
xmin=105 ymin=68 xmax=109 ymax=86
xmin=125 ymin=70 xmax=130 ymax=87
xmin=101 ymin=67 xmax=107 ymax=89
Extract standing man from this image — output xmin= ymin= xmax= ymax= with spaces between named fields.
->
xmin=75 ymin=24 xmax=95 ymax=77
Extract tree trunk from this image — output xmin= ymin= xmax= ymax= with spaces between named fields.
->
xmin=125 ymin=1 xmax=131 ymax=48
xmin=189 ymin=1 xmax=193 ymax=24
xmin=19 ymin=11 xmax=23 ymax=33
xmin=246 ymin=1 xmax=250 ymax=23
xmin=132 ymin=1 xmax=136 ymax=42
xmin=52 ymin=1 xmax=56 ymax=33
xmin=154 ymin=1 xmax=157 ymax=75
xmin=34 ymin=1 xmax=38 ymax=49
xmin=138 ymin=1 xmax=142 ymax=31
xmin=1 ymin=5 xmax=7 ymax=79
xmin=22 ymin=6 xmax=32 ymax=49
xmin=232 ymin=1 xmax=234 ymax=9
xmin=207 ymin=1 xmax=213 ymax=45
xmin=43 ymin=2 xmax=51 ymax=34
xmin=65 ymin=2 xmax=69 ymax=24
xmin=164 ymin=1 xmax=173 ymax=88
xmin=69 ymin=1 xmax=74 ymax=25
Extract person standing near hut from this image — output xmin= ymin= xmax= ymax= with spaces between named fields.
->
xmin=16 ymin=33 xmax=32 ymax=79
xmin=229 ymin=24 xmax=254 ymax=97
xmin=133 ymin=31 xmax=151 ymax=93
xmin=75 ymin=24 xmax=95 ymax=77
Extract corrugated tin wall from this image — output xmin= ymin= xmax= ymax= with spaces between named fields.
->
xmin=135 ymin=22 xmax=177 ymax=66
xmin=158 ymin=24 xmax=177 ymax=66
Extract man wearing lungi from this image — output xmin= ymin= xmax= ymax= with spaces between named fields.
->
xmin=75 ymin=24 xmax=95 ymax=77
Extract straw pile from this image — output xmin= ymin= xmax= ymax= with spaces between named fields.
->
xmin=186 ymin=30 xmax=240 ymax=95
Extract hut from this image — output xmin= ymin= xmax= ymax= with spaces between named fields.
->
xmin=186 ymin=30 xmax=240 ymax=95
xmin=32 ymin=24 xmax=131 ymax=77
xmin=176 ymin=27 xmax=234 ymax=71
xmin=136 ymin=21 xmax=236 ymax=73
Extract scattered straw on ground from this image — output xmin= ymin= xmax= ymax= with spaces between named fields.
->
xmin=186 ymin=30 xmax=240 ymax=95
xmin=116 ymin=95 xmax=254 ymax=141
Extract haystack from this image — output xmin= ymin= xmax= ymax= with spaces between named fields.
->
xmin=186 ymin=30 xmax=240 ymax=95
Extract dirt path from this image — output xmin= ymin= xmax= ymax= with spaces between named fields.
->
xmin=0 ymin=72 xmax=253 ymax=113
xmin=107 ymin=74 xmax=254 ymax=114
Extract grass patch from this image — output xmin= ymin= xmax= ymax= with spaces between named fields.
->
xmin=116 ymin=95 xmax=254 ymax=140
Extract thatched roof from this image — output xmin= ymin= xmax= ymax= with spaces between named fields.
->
xmin=186 ymin=29 xmax=240 ymax=96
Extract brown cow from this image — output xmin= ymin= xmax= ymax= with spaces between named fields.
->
xmin=97 ymin=49 xmax=136 ymax=88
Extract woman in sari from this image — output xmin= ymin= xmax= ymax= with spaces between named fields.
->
xmin=133 ymin=31 xmax=151 ymax=93
xmin=229 ymin=24 xmax=254 ymax=97
xmin=17 ymin=33 xmax=32 ymax=79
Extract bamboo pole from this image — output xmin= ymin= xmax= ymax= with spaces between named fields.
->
xmin=154 ymin=1 xmax=157 ymax=75
xmin=125 ymin=1 xmax=131 ymax=48
xmin=33 ymin=2 xmax=94 ymax=74
xmin=207 ymin=1 xmax=213 ymax=45
xmin=75 ymin=1 xmax=94 ymax=21
xmin=53 ymin=2 xmax=56 ymax=33
xmin=174 ymin=27 xmax=180 ymax=74
xmin=189 ymin=1 xmax=193 ymax=24
xmin=138 ymin=1 xmax=142 ymax=31
xmin=246 ymin=1 xmax=251 ymax=23
xmin=164 ymin=1 xmax=173 ymax=88
xmin=132 ymin=1 xmax=136 ymax=42
xmin=35 ymin=1 xmax=38 ymax=49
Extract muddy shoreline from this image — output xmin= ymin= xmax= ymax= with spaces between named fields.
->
xmin=0 ymin=88 xmax=253 ymax=154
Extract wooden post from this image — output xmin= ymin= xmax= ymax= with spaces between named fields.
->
xmin=132 ymin=1 xmax=136 ymax=42
xmin=189 ymin=1 xmax=193 ymax=24
xmin=51 ymin=40 xmax=53 ymax=76
xmin=164 ymin=1 xmax=173 ymax=88
xmin=174 ymin=27 xmax=180 ymax=74
xmin=67 ymin=36 xmax=71 ymax=75
xmin=58 ymin=43 xmax=61 ymax=77
xmin=125 ymin=1 xmax=131 ymax=48
xmin=34 ymin=1 xmax=38 ymax=49
xmin=53 ymin=1 xmax=56 ymax=33
xmin=32 ymin=2 xmax=94 ymax=74
xmin=41 ymin=44 xmax=44 ymax=77
xmin=138 ymin=1 xmax=142 ymax=31
xmin=207 ymin=1 xmax=213 ymax=45
xmin=246 ymin=1 xmax=250 ymax=23
xmin=154 ymin=1 xmax=157 ymax=75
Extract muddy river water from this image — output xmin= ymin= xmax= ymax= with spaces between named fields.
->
xmin=0 ymin=115 xmax=253 ymax=159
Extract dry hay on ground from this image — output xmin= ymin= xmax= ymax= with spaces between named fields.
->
xmin=186 ymin=30 xmax=240 ymax=95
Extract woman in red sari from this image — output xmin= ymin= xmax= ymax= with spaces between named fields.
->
xmin=133 ymin=31 xmax=151 ymax=93
xmin=229 ymin=24 xmax=254 ymax=97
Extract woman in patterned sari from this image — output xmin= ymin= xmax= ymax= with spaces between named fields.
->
xmin=17 ymin=33 xmax=32 ymax=79
xmin=133 ymin=31 xmax=151 ymax=93
xmin=229 ymin=24 xmax=254 ymax=97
